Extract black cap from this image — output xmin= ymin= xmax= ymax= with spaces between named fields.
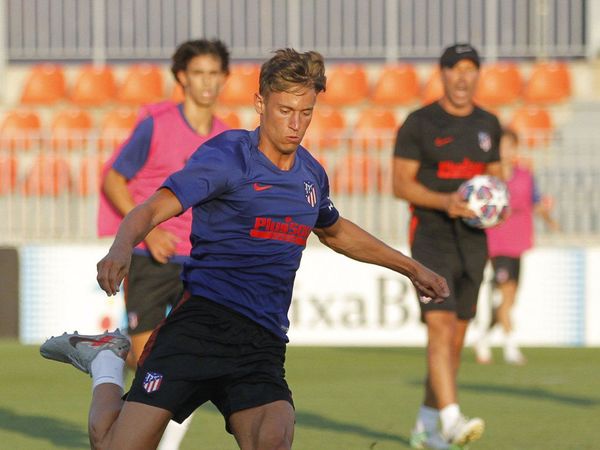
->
xmin=440 ymin=43 xmax=480 ymax=69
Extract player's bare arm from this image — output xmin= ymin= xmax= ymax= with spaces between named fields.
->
xmin=313 ymin=217 xmax=450 ymax=301
xmin=97 ymin=188 xmax=183 ymax=295
xmin=393 ymin=157 xmax=475 ymax=219
xmin=103 ymin=168 xmax=179 ymax=263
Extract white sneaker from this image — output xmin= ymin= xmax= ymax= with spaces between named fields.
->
xmin=409 ymin=430 xmax=450 ymax=449
xmin=474 ymin=340 xmax=492 ymax=365
xmin=40 ymin=329 xmax=130 ymax=376
xmin=442 ymin=415 xmax=485 ymax=446
xmin=504 ymin=347 xmax=527 ymax=365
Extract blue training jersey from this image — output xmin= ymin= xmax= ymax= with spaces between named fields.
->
xmin=162 ymin=128 xmax=340 ymax=341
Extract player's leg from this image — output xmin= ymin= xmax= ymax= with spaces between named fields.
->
xmin=229 ymin=401 xmax=295 ymax=450
xmin=497 ymin=257 xmax=526 ymax=364
xmin=496 ymin=279 xmax=517 ymax=333
xmin=424 ymin=310 xmax=459 ymax=409
xmin=129 ymin=331 xmax=154 ymax=367
xmin=205 ymin=297 xmax=294 ymax=450
xmin=409 ymin=235 xmax=460 ymax=449
xmin=125 ymin=255 xmax=192 ymax=449
xmin=437 ymin=246 xmax=487 ymax=446
xmin=40 ymin=329 xmax=172 ymax=449
xmin=124 ymin=254 xmax=184 ymax=367
xmin=92 ymin=400 xmax=172 ymax=449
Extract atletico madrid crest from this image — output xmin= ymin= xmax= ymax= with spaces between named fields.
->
xmin=304 ymin=181 xmax=317 ymax=207
xmin=143 ymin=371 xmax=163 ymax=393
xmin=478 ymin=131 xmax=492 ymax=152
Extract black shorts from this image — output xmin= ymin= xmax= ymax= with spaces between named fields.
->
xmin=125 ymin=296 xmax=293 ymax=430
xmin=491 ymin=256 xmax=521 ymax=284
xmin=411 ymin=217 xmax=487 ymax=321
xmin=124 ymin=253 xmax=185 ymax=334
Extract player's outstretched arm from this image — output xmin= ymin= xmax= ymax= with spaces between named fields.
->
xmin=97 ymin=188 xmax=183 ymax=296
xmin=313 ymin=217 xmax=449 ymax=302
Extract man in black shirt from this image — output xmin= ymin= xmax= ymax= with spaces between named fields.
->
xmin=393 ymin=43 xmax=502 ymax=449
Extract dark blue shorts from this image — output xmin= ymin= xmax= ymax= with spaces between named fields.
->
xmin=125 ymin=296 xmax=293 ymax=430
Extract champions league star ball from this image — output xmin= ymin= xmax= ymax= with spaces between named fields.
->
xmin=458 ymin=175 xmax=510 ymax=229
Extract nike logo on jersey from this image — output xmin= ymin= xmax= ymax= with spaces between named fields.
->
xmin=253 ymin=183 xmax=273 ymax=191
xmin=434 ymin=136 xmax=454 ymax=147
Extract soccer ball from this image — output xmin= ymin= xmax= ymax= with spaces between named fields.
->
xmin=458 ymin=175 xmax=510 ymax=229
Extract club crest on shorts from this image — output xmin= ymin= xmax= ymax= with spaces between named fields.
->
xmin=478 ymin=131 xmax=492 ymax=152
xmin=143 ymin=371 xmax=163 ymax=393
xmin=128 ymin=312 xmax=138 ymax=330
xmin=304 ymin=181 xmax=317 ymax=207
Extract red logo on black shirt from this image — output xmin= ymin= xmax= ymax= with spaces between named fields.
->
xmin=250 ymin=217 xmax=311 ymax=246
xmin=437 ymin=158 xmax=486 ymax=179
xmin=434 ymin=136 xmax=454 ymax=147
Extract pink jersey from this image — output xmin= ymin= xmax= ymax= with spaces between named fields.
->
xmin=97 ymin=101 xmax=229 ymax=257
xmin=486 ymin=166 xmax=539 ymax=258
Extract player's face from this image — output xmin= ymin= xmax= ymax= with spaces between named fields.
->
xmin=177 ymin=54 xmax=227 ymax=107
xmin=441 ymin=59 xmax=479 ymax=110
xmin=254 ymin=87 xmax=317 ymax=157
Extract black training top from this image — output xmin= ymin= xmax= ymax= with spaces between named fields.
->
xmin=394 ymin=102 xmax=501 ymax=223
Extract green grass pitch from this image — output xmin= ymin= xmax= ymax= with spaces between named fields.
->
xmin=1 ymin=342 xmax=598 ymax=449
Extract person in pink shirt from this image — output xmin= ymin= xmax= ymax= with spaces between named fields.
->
xmin=98 ymin=38 xmax=230 ymax=449
xmin=476 ymin=128 xmax=558 ymax=365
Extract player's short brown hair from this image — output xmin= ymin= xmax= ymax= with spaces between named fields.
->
xmin=170 ymin=38 xmax=230 ymax=82
xmin=259 ymin=48 xmax=326 ymax=98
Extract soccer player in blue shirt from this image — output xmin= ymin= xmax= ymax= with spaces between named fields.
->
xmin=41 ymin=48 xmax=449 ymax=450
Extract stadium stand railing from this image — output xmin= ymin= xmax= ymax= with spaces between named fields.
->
xmin=2 ymin=0 xmax=590 ymax=63
xmin=1 ymin=126 xmax=599 ymax=246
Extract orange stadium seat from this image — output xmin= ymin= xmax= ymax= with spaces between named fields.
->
xmin=352 ymin=107 xmax=399 ymax=151
xmin=509 ymin=106 xmax=553 ymax=148
xmin=70 ymin=65 xmax=117 ymax=106
xmin=171 ymin=83 xmax=185 ymax=102
xmin=0 ymin=154 xmax=18 ymax=195
xmin=99 ymin=108 xmax=138 ymax=153
xmin=421 ymin=69 xmax=443 ymax=104
xmin=117 ymin=64 xmax=164 ymax=105
xmin=331 ymin=154 xmax=384 ymax=195
xmin=50 ymin=109 xmax=93 ymax=151
xmin=371 ymin=64 xmax=419 ymax=105
xmin=216 ymin=109 xmax=242 ymax=129
xmin=219 ymin=65 xmax=260 ymax=106
xmin=20 ymin=64 xmax=66 ymax=105
xmin=319 ymin=65 xmax=369 ymax=106
xmin=22 ymin=155 xmax=72 ymax=196
xmin=301 ymin=107 xmax=346 ymax=152
xmin=523 ymin=61 xmax=571 ymax=104
xmin=0 ymin=110 xmax=42 ymax=151
xmin=474 ymin=62 xmax=522 ymax=107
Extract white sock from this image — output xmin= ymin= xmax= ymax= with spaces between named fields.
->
xmin=90 ymin=350 xmax=125 ymax=392
xmin=504 ymin=331 xmax=518 ymax=352
xmin=158 ymin=414 xmax=194 ymax=450
xmin=440 ymin=403 xmax=460 ymax=434
xmin=414 ymin=405 xmax=439 ymax=433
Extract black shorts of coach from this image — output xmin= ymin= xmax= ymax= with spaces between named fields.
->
xmin=125 ymin=296 xmax=294 ymax=431
xmin=411 ymin=215 xmax=488 ymax=321
xmin=124 ymin=253 xmax=185 ymax=334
